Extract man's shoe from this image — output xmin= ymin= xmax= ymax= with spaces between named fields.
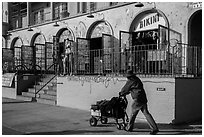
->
xmin=150 ymin=129 xmax=159 ymax=135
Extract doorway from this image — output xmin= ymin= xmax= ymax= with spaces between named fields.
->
xmin=187 ymin=10 xmax=202 ymax=76
xmin=188 ymin=10 xmax=202 ymax=47
xmin=90 ymin=37 xmax=102 ymax=74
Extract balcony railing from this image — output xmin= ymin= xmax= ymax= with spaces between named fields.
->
xmin=69 ymin=44 xmax=201 ymax=77
xmin=3 ymin=44 xmax=202 ymax=78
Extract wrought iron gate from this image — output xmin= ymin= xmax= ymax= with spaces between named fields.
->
xmin=21 ymin=45 xmax=34 ymax=70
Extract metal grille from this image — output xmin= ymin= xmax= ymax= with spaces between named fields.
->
xmin=2 ymin=48 xmax=14 ymax=73
xmin=21 ymin=45 xmax=34 ymax=70
xmin=71 ymin=43 xmax=201 ymax=77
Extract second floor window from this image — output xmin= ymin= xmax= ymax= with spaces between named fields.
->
xmin=82 ymin=2 xmax=87 ymax=13
xmin=34 ymin=12 xmax=38 ymax=24
xmin=90 ymin=2 xmax=96 ymax=11
xmin=54 ymin=4 xmax=60 ymax=19
xmin=77 ymin=2 xmax=80 ymax=13
xmin=33 ymin=9 xmax=44 ymax=25
xmin=54 ymin=2 xmax=68 ymax=20
xmin=62 ymin=3 xmax=68 ymax=13
xmin=40 ymin=10 xmax=44 ymax=23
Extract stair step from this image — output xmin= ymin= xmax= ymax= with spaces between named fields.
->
xmin=36 ymin=98 xmax=56 ymax=105
xmin=22 ymin=92 xmax=40 ymax=98
xmin=28 ymin=88 xmax=44 ymax=93
xmin=33 ymin=85 xmax=49 ymax=90
xmin=39 ymin=93 xmax=56 ymax=100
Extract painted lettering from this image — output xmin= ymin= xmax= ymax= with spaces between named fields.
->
xmin=139 ymin=14 xmax=160 ymax=29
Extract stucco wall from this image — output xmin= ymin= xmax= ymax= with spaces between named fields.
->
xmin=57 ymin=76 xmax=175 ymax=123
xmin=7 ymin=3 xmax=201 ymax=48
xmin=174 ymin=78 xmax=202 ymax=124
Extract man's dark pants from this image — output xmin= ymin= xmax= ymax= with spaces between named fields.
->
xmin=127 ymin=100 xmax=158 ymax=131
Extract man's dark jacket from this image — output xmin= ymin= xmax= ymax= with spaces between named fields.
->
xmin=120 ymin=75 xmax=147 ymax=105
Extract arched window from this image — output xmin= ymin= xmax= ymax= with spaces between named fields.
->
xmin=59 ymin=29 xmax=74 ymax=42
xmin=90 ymin=22 xmax=112 ymax=38
xmin=13 ymin=38 xmax=23 ymax=68
xmin=33 ymin=33 xmax=46 ymax=70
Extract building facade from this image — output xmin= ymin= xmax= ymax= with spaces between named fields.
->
xmin=3 ymin=2 xmax=202 ymax=76
xmin=2 ymin=2 xmax=202 ymax=124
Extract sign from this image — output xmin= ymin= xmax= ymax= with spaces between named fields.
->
xmin=2 ymin=73 xmax=15 ymax=87
xmin=136 ymin=13 xmax=165 ymax=31
xmin=157 ymin=87 xmax=166 ymax=91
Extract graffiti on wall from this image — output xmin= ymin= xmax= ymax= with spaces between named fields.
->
xmin=66 ymin=75 xmax=127 ymax=88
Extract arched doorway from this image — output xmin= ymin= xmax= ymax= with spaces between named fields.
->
xmin=11 ymin=37 xmax=24 ymax=70
xmin=76 ymin=20 xmax=113 ymax=74
xmin=187 ymin=10 xmax=202 ymax=76
xmin=31 ymin=33 xmax=46 ymax=70
xmin=55 ymin=28 xmax=75 ymax=75
xmin=188 ymin=10 xmax=202 ymax=47
xmin=120 ymin=9 xmax=174 ymax=74
xmin=57 ymin=28 xmax=74 ymax=58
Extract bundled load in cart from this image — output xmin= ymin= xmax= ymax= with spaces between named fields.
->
xmin=89 ymin=96 xmax=129 ymax=130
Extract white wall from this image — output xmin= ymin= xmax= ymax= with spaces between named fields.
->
xmin=57 ymin=76 xmax=175 ymax=124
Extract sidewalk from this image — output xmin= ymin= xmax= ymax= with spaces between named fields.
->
xmin=2 ymin=97 xmax=202 ymax=135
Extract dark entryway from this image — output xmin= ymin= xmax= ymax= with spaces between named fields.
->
xmin=188 ymin=10 xmax=202 ymax=47
xmin=90 ymin=37 xmax=102 ymax=74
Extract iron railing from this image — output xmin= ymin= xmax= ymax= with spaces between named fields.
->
xmin=3 ymin=43 xmax=201 ymax=77
xmin=67 ymin=43 xmax=202 ymax=77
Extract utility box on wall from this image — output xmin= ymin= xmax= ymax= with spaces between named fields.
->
xmin=57 ymin=76 xmax=202 ymax=124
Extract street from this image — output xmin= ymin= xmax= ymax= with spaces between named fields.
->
xmin=2 ymin=98 xmax=202 ymax=135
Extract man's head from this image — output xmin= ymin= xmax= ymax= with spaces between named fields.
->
xmin=126 ymin=70 xmax=135 ymax=78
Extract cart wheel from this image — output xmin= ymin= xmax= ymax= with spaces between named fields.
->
xmin=89 ymin=117 xmax=97 ymax=126
xmin=117 ymin=124 xmax=122 ymax=130
xmin=101 ymin=117 xmax=108 ymax=124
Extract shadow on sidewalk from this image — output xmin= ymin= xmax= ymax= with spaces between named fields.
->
xmin=131 ymin=122 xmax=202 ymax=135
xmin=128 ymin=129 xmax=201 ymax=135
xmin=2 ymin=101 xmax=32 ymax=104
xmin=26 ymin=129 xmax=114 ymax=135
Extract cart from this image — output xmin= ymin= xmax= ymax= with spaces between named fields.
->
xmin=89 ymin=96 xmax=129 ymax=130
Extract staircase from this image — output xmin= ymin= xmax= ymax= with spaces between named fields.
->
xmin=17 ymin=74 xmax=57 ymax=105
